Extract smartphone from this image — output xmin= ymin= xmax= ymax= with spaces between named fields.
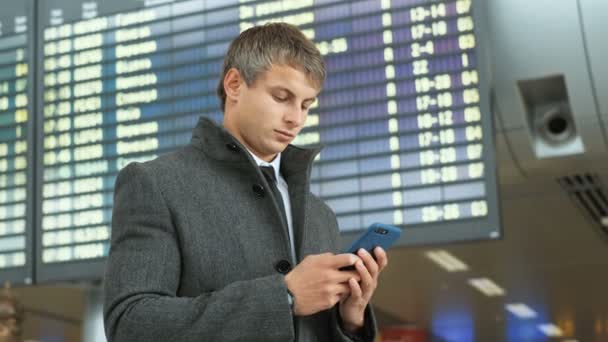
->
xmin=340 ymin=223 xmax=401 ymax=270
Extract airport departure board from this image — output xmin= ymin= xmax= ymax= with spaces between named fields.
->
xmin=0 ymin=0 xmax=502 ymax=283
xmin=0 ymin=1 xmax=33 ymax=285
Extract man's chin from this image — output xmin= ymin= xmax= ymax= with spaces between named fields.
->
xmin=269 ymin=141 xmax=290 ymax=152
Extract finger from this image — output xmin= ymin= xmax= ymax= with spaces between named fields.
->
xmin=334 ymin=283 xmax=351 ymax=296
xmin=333 ymin=284 xmax=351 ymax=303
xmin=331 ymin=269 xmax=361 ymax=284
xmin=357 ymin=248 xmax=379 ymax=278
xmin=374 ymin=247 xmax=388 ymax=271
xmin=354 ymin=260 xmax=374 ymax=294
xmin=329 ymin=253 xmax=361 ymax=269
xmin=348 ymin=277 xmax=363 ymax=299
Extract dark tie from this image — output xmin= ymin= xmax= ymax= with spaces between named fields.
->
xmin=260 ymin=165 xmax=288 ymax=227
xmin=260 ymin=166 xmax=299 ymax=341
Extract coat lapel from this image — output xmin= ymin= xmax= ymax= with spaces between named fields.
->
xmin=281 ymin=145 xmax=322 ymax=261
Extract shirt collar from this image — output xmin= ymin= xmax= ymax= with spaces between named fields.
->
xmin=246 ymin=148 xmax=282 ymax=181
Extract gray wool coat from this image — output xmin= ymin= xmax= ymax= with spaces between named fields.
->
xmin=103 ymin=117 xmax=377 ymax=342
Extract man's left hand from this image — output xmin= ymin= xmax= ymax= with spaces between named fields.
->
xmin=338 ymin=247 xmax=388 ymax=333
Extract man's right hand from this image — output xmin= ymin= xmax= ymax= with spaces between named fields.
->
xmin=284 ymin=253 xmax=362 ymax=316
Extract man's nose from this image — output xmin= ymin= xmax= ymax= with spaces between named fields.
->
xmin=285 ymin=106 xmax=305 ymax=127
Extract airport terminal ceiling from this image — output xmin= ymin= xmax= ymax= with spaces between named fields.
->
xmin=0 ymin=0 xmax=500 ymax=284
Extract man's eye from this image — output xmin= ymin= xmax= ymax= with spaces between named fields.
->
xmin=273 ymin=95 xmax=288 ymax=102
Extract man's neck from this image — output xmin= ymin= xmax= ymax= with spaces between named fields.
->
xmin=246 ymin=147 xmax=281 ymax=167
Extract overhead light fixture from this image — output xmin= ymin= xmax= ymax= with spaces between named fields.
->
xmin=538 ymin=323 xmax=563 ymax=337
xmin=425 ymin=250 xmax=469 ymax=272
xmin=505 ymin=303 xmax=537 ymax=319
xmin=468 ymin=278 xmax=505 ymax=297
xmin=601 ymin=216 xmax=608 ymax=227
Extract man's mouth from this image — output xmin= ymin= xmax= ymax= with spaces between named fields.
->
xmin=275 ymin=129 xmax=295 ymax=139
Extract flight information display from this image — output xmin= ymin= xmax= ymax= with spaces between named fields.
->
xmin=0 ymin=2 xmax=33 ymax=284
xmin=37 ymin=0 xmax=499 ymax=281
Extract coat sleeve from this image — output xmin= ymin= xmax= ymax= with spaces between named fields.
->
xmin=315 ymin=198 xmax=378 ymax=342
xmin=103 ymin=162 xmax=294 ymax=342
xmin=331 ymin=304 xmax=377 ymax=342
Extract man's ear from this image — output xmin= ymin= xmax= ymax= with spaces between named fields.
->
xmin=223 ymin=68 xmax=243 ymax=104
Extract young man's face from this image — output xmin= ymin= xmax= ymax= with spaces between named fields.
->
xmin=223 ymin=64 xmax=319 ymax=162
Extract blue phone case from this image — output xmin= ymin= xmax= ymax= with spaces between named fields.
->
xmin=346 ymin=223 xmax=402 ymax=254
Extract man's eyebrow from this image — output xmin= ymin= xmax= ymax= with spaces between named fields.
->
xmin=271 ymin=86 xmax=317 ymax=102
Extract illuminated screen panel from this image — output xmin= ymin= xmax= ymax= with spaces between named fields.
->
xmin=0 ymin=1 xmax=33 ymax=285
xmin=37 ymin=0 xmax=499 ymax=281
xmin=300 ymin=0 xmax=501 ymax=247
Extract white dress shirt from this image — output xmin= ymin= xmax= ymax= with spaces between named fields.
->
xmin=247 ymin=150 xmax=297 ymax=263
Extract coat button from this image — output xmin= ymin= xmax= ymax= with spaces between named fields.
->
xmin=252 ymin=184 xmax=265 ymax=197
xmin=226 ymin=143 xmax=238 ymax=152
xmin=275 ymin=260 xmax=292 ymax=274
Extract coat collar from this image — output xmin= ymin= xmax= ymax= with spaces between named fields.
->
xmin=245 ymin=147 xmax=282 ymax=182
xmin=190 ymin=116 xmax=324 ymax=260
xmin=189 ymin=116 xmax=322 ymax=182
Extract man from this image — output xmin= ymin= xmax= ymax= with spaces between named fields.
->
xmin=104 ymin=23 xmax=388 ymax=341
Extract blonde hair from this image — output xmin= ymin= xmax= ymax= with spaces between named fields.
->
xmin=217 ymin=23 xmax=326 ymax=111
